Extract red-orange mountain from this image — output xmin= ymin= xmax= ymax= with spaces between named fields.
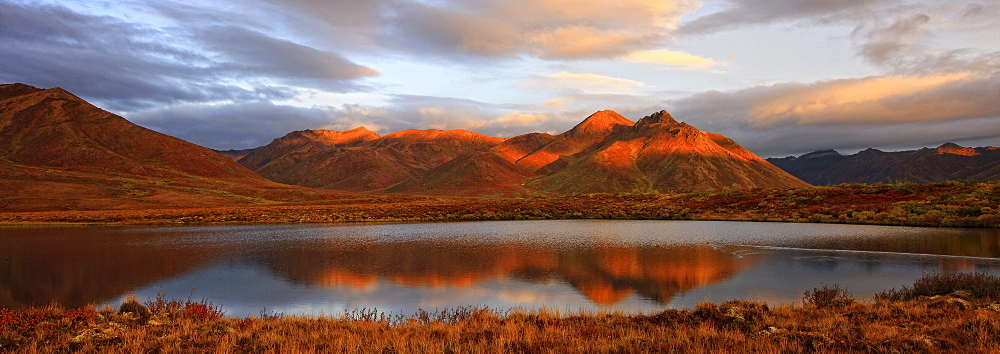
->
xmin=241 ymin=110 xmax=809 ymax=195
xmin=526 ymin=110 xmax=809 ymax=193
xmin=0 ymin=83 xmax=337 ymax=211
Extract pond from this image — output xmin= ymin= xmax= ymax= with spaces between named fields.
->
xmin=2 ymin=220 xmax=999 ymax=316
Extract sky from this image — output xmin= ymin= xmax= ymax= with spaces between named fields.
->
xmin=1 ymin=0 xmax=997 ymax=157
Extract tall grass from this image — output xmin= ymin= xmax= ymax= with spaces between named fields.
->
xmin=876 ymin=272 xmax=1000 ymax=301
xmin=4 ymin=273 xmax=1000 ymax=352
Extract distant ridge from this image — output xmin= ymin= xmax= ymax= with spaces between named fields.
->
xmin=768 ymin=143 xmax=1000 ymax=185
xmin=243 ymin=109 xmax=810 ymax=195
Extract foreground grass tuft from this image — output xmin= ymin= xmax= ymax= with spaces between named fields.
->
xmin=803 ymin=284 xmax=856 ymax=309
xmin=876 ymin=272 xmax=1000 ymax=301
xmin=3 ymin=273 xmax=1000 ymax=352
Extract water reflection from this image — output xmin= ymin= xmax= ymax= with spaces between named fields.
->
xmin=2 ymin=221 xmax=1000 ymax=315
xmin=259 ymin=241 xmax=756 ymax=306
xmin=0 ymin=227 xmax=223 ymax=308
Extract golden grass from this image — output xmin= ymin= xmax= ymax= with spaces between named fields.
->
xmin=3 ymin=289 xmax=1000 ymax=352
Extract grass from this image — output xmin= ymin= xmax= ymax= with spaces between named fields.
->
xmin=876 ymin=272 xmax=1000 ymax=301
xmin=1 ymin=181 xmax=997 ymax=227
xmin=3 ymin=273 xmax=1000 ymax=352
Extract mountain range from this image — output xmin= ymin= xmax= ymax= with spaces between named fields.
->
xmin=12 ymin=82 xmax=994 ymax=212
xmin=232 ymin=109 xmax=810 ymax=196
xmin=768 ymin=144 xmax=1000 ymax=185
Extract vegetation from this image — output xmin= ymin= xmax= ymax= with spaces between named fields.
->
xmin=877 ymin=272 xmax=1000 ymax=301
xmin=1 ymin=181 xmax=997 ymax=227
xmin=3 ymin=273 xmax=1000 ymax=352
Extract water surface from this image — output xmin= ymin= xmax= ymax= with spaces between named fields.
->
xmin=2 ymin=220 xmax=999 ymax=316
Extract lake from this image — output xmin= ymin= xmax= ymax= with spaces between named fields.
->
xmin=2 ymin=220 xmax=999 ymax=316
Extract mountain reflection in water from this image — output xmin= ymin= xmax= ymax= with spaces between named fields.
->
xmin=262 ymin=242 xmax=755 ymax=306
xmin=3 ymin=221 xmax=1000 ymax=315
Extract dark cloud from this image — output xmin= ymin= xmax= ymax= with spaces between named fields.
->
xmin=0 ymin=1 xmax=376 ymax=112
xmin=851 ymin=10 xmax=1000 ymax=75
xmin=198 ymin=25 xmax=378 ymax=81
xmin=128 ymin=101 xmax=337 ymax=150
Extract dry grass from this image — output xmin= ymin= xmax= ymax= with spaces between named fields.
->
xmin=1 ymin=181 xmax=997 ymax=228
xmin=4 ymin=275 xmax=1000 ymax=352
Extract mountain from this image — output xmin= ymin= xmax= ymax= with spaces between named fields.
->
xmin=245 ymin=109 xmax=809 ymax=195
xmin=387 ymin=150 xmax=531 ymax=197
xmin=214 ymin=148 xmax=257 ymax=161
xmin=238 ymin=127 xmax=381 ymax=180
xmin=525 ymin=110 xmax=809 ymax=193
xmin=238 ymin=128 xmax=505 ymax=191
xmin=514 ymin=110 xmax=634 ymax=172
xmin=768 ymin=144 xmax=1000 ymax=185
xmin=0 ymin=83 xmax=335 ymax=211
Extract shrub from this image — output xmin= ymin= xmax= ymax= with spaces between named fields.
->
xmin=876 ymin=272 xmax=1000 ymax=301
xmin=118 ymin=294 xmax=151 ymax=319
xmin=803 ymin=284 xmax=855 ymax=308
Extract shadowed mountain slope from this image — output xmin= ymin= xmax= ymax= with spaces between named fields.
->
xmin=768 ymin=144 xmax=1000 ymax=185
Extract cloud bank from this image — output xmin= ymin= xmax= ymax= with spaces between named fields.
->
xmin=0 ymin=0 xmax=996 ymax=157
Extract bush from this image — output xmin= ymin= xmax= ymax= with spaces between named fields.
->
xmin=803 ymin=284 xmax=855 ymax=308
xmin=876 ymin=272 xmax=1000 ymax=301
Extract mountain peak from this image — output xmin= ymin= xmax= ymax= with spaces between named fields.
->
xmin=564 ymin=110 xmax=634 ymax=137
xmin=632 ymin=110 xmax=680 ymax=131
xmin=937 ymin=142 xmax=978 ymax=156
xmin=271 ymin=128 xmax=380 ymax=149
xmin=0 ymin=83 xmax=44 ymax=101
xmin=799 ymin=150 xmax=843 ymax=159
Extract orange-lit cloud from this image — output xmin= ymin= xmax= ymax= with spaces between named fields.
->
xmin=746 ymin=72 xmax=989 ymax=127
xmin=392 ymin=0 xmax=699 ymax=59
xmin=670 ymin=71 xmax=1000 ymax=156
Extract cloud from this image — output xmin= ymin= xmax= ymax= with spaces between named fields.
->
xmin=670 ymin=72 xmax=1000 ymax=156
xmin=849 ymin=7 xmax=1000 ymax=75
xmin=0 ymin=1 xmax=377 ymax=112
xmin=198 ymin=25 xmax=379 ymax=82
xmin=522 ymin=72 xmax=646 ymax=94
xmin=624 ymin=49 xmax=721 ymax=70
xmin=128 ymin=101 xmax=338 ymax=149
xmin=678 ymin=0 xmax=893 ymax=35
xmin=743 ymin=73 xmax=996 ymax=127
xmin=386 ymin=0 xmax=698 ymax=59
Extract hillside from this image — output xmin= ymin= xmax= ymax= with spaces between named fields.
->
xmin=768 ymin=144 xmax=1000 ymax=185
xmin=526 ymin=110 xmax=809 ymax=193
xmin=0 ymin=83 xmax=343 ymax=211
xmin=239 ymin=128 xmax=505 ymax=191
